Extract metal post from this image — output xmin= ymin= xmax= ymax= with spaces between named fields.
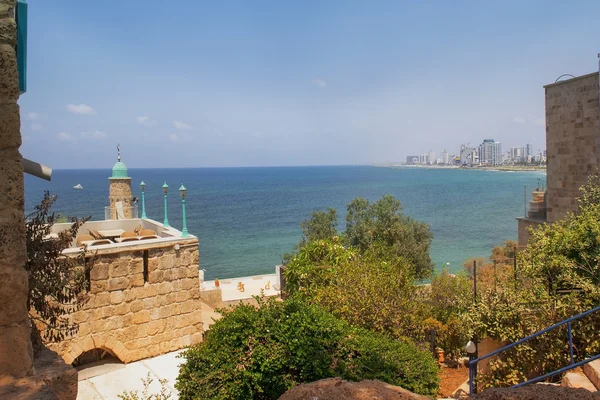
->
xmin=140 ymin=181 xmax=147 ymax=219
xmin=568 ymin=321 xmax=574 ymax=364
xmin=524 ymin=185 xmax=527 ymax=217
xmin=162 ymin=182 xmax=170 ymax=228
xmin=473 ymin=335 xmax=479 ymax=394
xmin=469 ymin=356 xmax=475 ymax=395
xmin=473 ymin=260 xmax=477 ymax=305
xmin=141 ymin=190 xmax=147 ymax=218
xmin=163 ymin=193 xmax=169 ymax=227
xmin=181 ymin=195 xmax=188 ymax=238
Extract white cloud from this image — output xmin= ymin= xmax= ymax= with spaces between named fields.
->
xmin=81 ymin=130 xmax=107 ymax=140
xmin=57 ymin=132 xmax=73 ymax=142
xmin=168 ymin=133 xmax=180 ymax=142
xmin=27 ymin=112 xmax=47 ymax=120
xmin=533 ymin=117 xmax=545 ymax=126
xmin=31 ymin=123 xmax=43 ymax=131
xmin=67 ymin=104 xmax=96 ymax=115
xmin=513 ymin=117 xmax=525 ymax=124
xmin=311 ymin=78 xmax=327 ymax=88
xmin=173 ymin=120 xmax=192 ymax=130
xmin=136 ymin=115 xmax=157 ymax=127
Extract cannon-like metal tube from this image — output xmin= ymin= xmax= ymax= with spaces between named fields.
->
xmin=23 ymin=158 xmax=52 ymax=181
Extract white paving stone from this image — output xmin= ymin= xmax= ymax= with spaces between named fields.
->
xmin=77 ymin=353 xmax=182 ymax=399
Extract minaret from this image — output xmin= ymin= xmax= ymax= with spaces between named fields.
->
xmin=108 ymin=144 xmax=133 ymax=219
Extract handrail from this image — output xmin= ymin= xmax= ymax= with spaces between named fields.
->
xmin=468 ymin=303 xmax=600 ymax=395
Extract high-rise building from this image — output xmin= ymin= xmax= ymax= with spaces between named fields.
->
xmin=525 ymin=144 xmax=533 ymax=157
xmin=440 ymin=149 xmax=449 ymax=165
xmin=428 ymin=151 xmax=436 ymax=165
xmin=419 ymin=153 xmax=429 ymax=164
xmin=406 ymin=156 xmax=419 ymax=165
xmin=459 ymin=145 xmax=477 ymax=166
xmin=478 ymin=139 xmax=502 ymax=166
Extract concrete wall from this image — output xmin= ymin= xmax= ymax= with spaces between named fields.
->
xmin=0 ymin=0 xmax=34 ymax=378
xmin=545 ymin=72 xmax=600 ymax=223
xmin=47 ymin=242 xmax=203 ymax=364
xmin=516 ymin=218 xmax=545 ymax=247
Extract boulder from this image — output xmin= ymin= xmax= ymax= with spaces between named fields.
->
xmin=279 ymin=378 xmax=431 ymax=400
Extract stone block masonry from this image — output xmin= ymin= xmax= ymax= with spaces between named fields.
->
xmin=545 ymin=72 xmax=600 ymax=223
xmin=0 ymin=0 xmax=34 ymax=379
xmin=47 ymin=241 xmax=203 ymax=365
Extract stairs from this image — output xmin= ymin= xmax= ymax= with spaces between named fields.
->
xmin=561 ymin=360 xmax=600 ymax=392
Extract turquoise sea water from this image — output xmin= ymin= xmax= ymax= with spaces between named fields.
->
xmin=24 ymin=166 xmax=545 ymax=280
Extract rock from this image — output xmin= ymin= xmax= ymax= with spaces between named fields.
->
xmin=472 ymin=384 xmax=600 ymax=400
xmin=278 ymin=378 xmax=431 ymax=400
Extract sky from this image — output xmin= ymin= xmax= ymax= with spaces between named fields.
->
xmin=18 ymin=0 xmax=600 ymax=169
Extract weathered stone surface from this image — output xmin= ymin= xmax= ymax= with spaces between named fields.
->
xmin=0 ymin=17 xmax=16 ymax=45
xmin=0 ymin=324 xmax=33 ymax=378
xmin=0 ymin=43 xmax=18 ymax=103
xmin=0 ymin=103 xmax=20 ymax=150
xmin=545 ymin=73 xmax=600 ymax=223
xmin=473 ymin=384 xmax=600 ymax=399
xmin=47 ymin=245 xmax=202 ymax=365
xmin=34 ymin=347 xmax=78 ymax=400
xmin=279 ymin=378 xmax=430 ymax=400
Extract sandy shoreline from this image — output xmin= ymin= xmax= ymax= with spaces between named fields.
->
xmin=374 ymin=164 xmax=546 ymax=173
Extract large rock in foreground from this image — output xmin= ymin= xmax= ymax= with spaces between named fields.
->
xmin=279 ymin=378 xmax=431 ymax=400
xmin=473 ymin=384 xmax=600 ymax=400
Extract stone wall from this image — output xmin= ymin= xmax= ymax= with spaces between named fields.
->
xmin=47 ymin=241 xmax=203 ymax=364
xmin=109 ymin=178 xmax=133 ymax=219
xmin=545 ymin=72 xmax=600 ymax=223
xmin=0 ymin=0 xmax=34 ymax=379
xmin=516 ymin=218 xmax=545 ymax=246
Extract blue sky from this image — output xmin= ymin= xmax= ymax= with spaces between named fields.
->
xmin=19 ymin=0 xmax=600 ymax=168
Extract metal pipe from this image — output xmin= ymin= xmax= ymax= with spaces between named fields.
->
xmin=23 ymin=158 xmax=52 ymax=181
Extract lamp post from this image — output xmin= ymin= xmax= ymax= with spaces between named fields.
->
xmin=140 ymin=181 xmax=147 ymax=219
xmin=179 ymin=183 xmax=188 ymax=238
xmin=162 ymin=182 xmax=170 ymax=227
xmin=466 ymin=336 xmax=479 ymax=395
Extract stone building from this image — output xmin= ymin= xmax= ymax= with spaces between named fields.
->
xmin=108 ymin=146 xmax=135 ymax=219
xmin=43 ymin=163 xmax=203 ymax=365
xmin=517 ymin=72 xmax=600 ymax=245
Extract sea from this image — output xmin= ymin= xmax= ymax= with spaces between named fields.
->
xmin=24 ymin=166 xmax=546 ymax=280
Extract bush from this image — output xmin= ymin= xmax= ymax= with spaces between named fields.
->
xmin=176 ymin=297 xmax=439 ymax=399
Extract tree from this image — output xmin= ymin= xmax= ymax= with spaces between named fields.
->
xmin=345 ymin=195 xmax=434 ymax=279
xmin=293 ymin=195 xmax=434 ymax=280
xmin=300 ymin=208 xmax=338 ymax=245
xmin=25 ymin=192 xmax=91 ymax=353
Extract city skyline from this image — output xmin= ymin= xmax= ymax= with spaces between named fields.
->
xmin=19 ymin=0 xmax=600 ymax=169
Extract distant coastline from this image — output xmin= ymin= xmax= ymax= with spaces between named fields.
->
xmin=374 ymin=163 xmax=546 ymax=173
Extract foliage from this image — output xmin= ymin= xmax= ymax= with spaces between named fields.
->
xmin=344 ymin=195 xmax=434 ymax=279
xmin=25 ymin=191 xmax=91 ymax=352
xmin=284 ymin=239 xmax=428 ymax=342
xmin=290 ymin=195 xmax=434 ymax=280
xmin=300 ymin=208 xmax=338 ymax=245
xmin=118 ymin=373 xmax=172 ymax=400
xmin=467 ymin=172 xmax=600 ymax=388
xmin=423 ymin=269 xmax=472 ymax=361
xmin=176 ymin=297 xmax=439 ymax=399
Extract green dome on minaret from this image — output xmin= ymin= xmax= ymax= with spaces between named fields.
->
xmin=111 ymin=144 xmax=129 ymax=178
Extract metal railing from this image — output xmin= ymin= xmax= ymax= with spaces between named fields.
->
xmin=468 ymin=304 xmax=600 ymax=395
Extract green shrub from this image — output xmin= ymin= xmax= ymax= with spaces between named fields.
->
xmin=176 ymin=297 xmax=439 ymax=400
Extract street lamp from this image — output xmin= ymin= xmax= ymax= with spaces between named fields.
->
xmin=179 ymin=184 xmax=188 ymax=238
xmin=140 ymin=181 xmax=147 ymax=219
xmin=162 ymin=181 xmax=170 ymax=227
xmin=466 ymin=335 xmax=479 ymax=395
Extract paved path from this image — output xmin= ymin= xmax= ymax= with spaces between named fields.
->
xmin=77 ymin=302 xmax=222 ymax=399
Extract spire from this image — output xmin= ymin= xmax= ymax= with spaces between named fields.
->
xmin=117 ymin=143 xmax=121 ymax=162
